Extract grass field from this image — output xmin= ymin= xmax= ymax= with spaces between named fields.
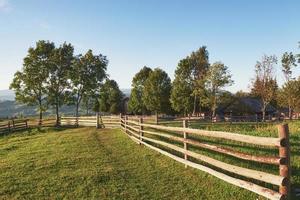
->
xmin=0 ymin=127 xmax=278 ymax=200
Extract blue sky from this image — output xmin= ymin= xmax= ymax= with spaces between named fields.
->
xmin=0 ymin=0 xmax=299 ymax=92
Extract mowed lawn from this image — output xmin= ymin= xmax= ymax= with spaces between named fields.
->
xmin=0 ymin=127 xmax=268 ymax=200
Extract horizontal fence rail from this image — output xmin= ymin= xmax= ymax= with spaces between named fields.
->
xmin=118 ymin=115 xmax=291 ymax=200
xmin=0 ymin=119 xmax=28 ymax=134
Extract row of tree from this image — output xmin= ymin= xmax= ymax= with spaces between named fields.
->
xmin=128 ymin=44 xmax=300 ymax=121
xmin=10 ymin=40 xmax=124 ymax=125
xmin=128 ymin=46 xmax=233 ymax=117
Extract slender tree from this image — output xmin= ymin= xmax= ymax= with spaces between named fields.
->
xmin=170 ymin=58 xmax=194 ymax=115
xmin=280 ymin=52 xmax=297 ymax=119
xmin=278 ymin=79 xmax=300 ymax=119
xmin=70 ymin=50 xmax=107 ymax=117
xmin=190 ymin=46 xmax=210 ymax=115
xmin=205 ymin=62 xmax=233 ymax=117
xmin=143 ymin=68 xmax=172 ymax=116
xmin=128 ymin=66 xmax=152 ymax=114
xmin=251 ymin=55 xmax=278 ymax=121
xmin=46 ymin=42 xmax=74 ymax=125
xmin=10 ymin=40 xmax=55 ymax=124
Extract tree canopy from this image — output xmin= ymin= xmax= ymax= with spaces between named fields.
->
xmin=142 ymin=68 xmax=172 ymax=114
xmin=251 ymin=55 xmax=278 ymax=121
xmin=128 ymin=66 xmax=152 ymax=114
xmin=10 ymin=40 xmax=55 ymax=123
xmin=98 ymin=79 xmax=124 ymax=114
xmin=70 ymin=49 xmax=107 ymax=117
xmin=170 ymin=58 xmax=194 ymax=115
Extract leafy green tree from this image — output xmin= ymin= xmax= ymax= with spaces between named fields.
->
xmin=98 ymin=79 xmax=124 ymax=114
xmin=278 ymin=79 xmax=300 ymax=119
xmin=46 ymin=42 xmax=74 ymax=125
xmin=70 ymin=50 xmax=107 ymax=117
xmin=190 ymin=46 xmax=210 ymax=115
xmin=128 ymin=66 xmax=152 ymax=114
xmin=205 ymin=62 xmax=233 ymax=117
xmin=143 ymin=68 xmax=172 ymax=115
xmin=280 ymin=52 xmax=297 ymax=119
xmin=251 ymin=55 xmax=278 ymax=121
xmin=281 ymin=52 xmax=297 ymax=81
xmin=170 ymin=58 xmax=194 ymax=115
xmin=10 ymin=40 xmax=55 ymax=124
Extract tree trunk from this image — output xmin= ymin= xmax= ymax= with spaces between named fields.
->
xmin=288 ymin=105 xmax=292 ymax=120
xmin=55 ymin=97 xmax=59 ymax=127
xmin=76 ymin=101 xmax=79 ymax=118
xmin=38 ymin=99 xmax=42 ymax=126
xmin=192 ymin=95 xmax=197 ymax=116
xmin=262 ymin=105 xmax=266 ymax=122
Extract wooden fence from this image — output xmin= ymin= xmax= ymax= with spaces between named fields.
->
xmin=0 ymin=119 xmax=28 ymax=134
xmin=119 ymin=115 xmax=291 ymax=200
xmin=60 ymin=115 xmax=121 ymax=128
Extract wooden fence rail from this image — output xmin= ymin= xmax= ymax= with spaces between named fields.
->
xmin=119 ymin=115 xmax=291 ymax=200
xmin=0 ymin=119 xmax=28 ymax=134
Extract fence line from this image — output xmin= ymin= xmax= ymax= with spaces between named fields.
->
xmin=119 ymin=115 xmax=290 ymax=200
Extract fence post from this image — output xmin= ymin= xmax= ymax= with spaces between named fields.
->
xmin=125 ymin=115 xmax=128 ymax=134
xmin=96 ymin=113 xmax=100 ymax=128
xmin=12 ymin=119 xmax=15 ymax=130
xmin=8 ymin=121 xmax=11 ymax=132
xmin=278 ymin=124 xmax=290 ymax=200
xmin=25 ymin=119 xmax=28 ymax=129
xmin=183 ymin=119 xmax=188 ymax=168
xmin=155 ymin=113 xmax=158 ymax=125
xmin=139 ymin=117 xmax=144 ymax=145
xmin=119 ymin=113 xmax=122 ymax=128
xmin=76 ymin=116 xmax=79 ymax=127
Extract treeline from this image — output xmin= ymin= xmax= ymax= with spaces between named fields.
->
xmin=128 ymin=44 xmax=300 ymax=121
xmin=10 ymin=40 xmax=124 ymax=125
xmin=10 ymin=41 xmax=300 ymax=123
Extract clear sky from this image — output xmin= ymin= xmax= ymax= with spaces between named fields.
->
xmin=0 ymin=0 xmax=299 ymax=92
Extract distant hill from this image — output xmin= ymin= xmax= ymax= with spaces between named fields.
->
xmin=0 ymin=90 xmax=15 ymax=101
xmin=0 ymin=89 xmax=131 ymax=118
xmin=121 ymin=88 xmax=131 ymax=97
xmin=0 ymin=89 xmax=131 ymax=100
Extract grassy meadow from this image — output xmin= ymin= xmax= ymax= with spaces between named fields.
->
xmin=0 ymin=121 xmax=299 ymax=199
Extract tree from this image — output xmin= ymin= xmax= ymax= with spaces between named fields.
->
xmin=143 ymin=68 xmax=172 ymax=115
xmin=128 ymin=66 xmax=152 ymax=114
xmin=251 ymin=55 xmax=278 ymax=121
xmin=190 ymin=46 xmax=210 ymax=115
xmin=278 ymin=79 xmax=300 ymax=119
xmin=281 ymin=52 xmax=297 ymax=82
xmin=98 ymin=79 xmax=124 ymax=114
xmin=81 ymin=91 xmax=97 ymax=115
xmin=280 ymin=52 xmax=297 ymax=119
xmin=10 ymin=40 xmax=55 ymax=124
xmin=170 ymin=58 xmax=194 ymax=115
xmin=205 ymin=62 xmax=233 ymax=117
xmin=46 ymin=42 xmax=74 ymax=125
xmin=70 ymin=50 xmax=107 ymax=117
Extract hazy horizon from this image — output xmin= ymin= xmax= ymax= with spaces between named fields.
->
xmin=1 ymin=0 xmax=300 ymax=92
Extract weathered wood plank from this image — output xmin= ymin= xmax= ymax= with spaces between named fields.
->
xmin=140 ymin=135 xmax=285 ymax=186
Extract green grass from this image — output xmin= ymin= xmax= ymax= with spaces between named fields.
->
xmin=0 ymin=127 xmax=272 ymax=200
